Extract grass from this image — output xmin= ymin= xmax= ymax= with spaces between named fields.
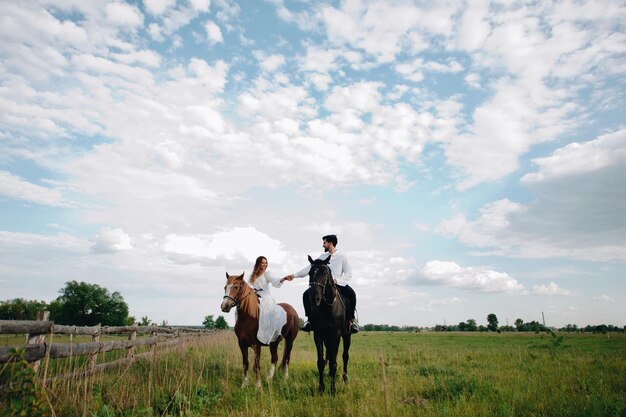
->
xmin=1 ymin=331 xmax=625 ymax=416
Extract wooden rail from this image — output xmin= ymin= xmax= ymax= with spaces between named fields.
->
xmin=0 ymin=318 xmax=217 ymax=381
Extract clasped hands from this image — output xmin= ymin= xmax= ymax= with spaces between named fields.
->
xmin=280 ymin=274 xmax=337 ymax=285
xmin=280 ymin=274 xmax=295 ymax=283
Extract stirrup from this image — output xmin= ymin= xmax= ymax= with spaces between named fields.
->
xmin=349 ymin=321 xmax=359 ymax=334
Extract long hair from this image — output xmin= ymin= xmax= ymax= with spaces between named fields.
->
xmin=250 ymin=256 xmax=267 ymax=284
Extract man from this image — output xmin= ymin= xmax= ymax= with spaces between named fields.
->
xmin=284 ymin=235 xmax=359 ymax=334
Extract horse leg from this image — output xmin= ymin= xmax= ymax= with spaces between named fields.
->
xmin=327 ymin=337 xmax=340 ymax=395
xmin=342 ymin=334 xmax=351 ymax=383
xmin=268 ymin=341 xmax=279 ymax=381
xmin=253 ymin=344 xmax=262 ymax=389
xmin=280 ymin=336 xmax=294 ymax=380
xmin=240 ymin=343 xmax=249 ymax=388
xmin=314 ymin=332 xmax=325 ymax=394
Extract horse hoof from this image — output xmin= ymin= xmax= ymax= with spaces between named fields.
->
xmin=342 ymin=373 xmax=348 ymax=383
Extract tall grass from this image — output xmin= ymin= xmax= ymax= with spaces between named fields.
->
xmin=1 ymin=331 xmax=625 ymax=416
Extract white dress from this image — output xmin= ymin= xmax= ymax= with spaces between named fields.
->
xmin=250 ymin=271 xmax=287 ymax=344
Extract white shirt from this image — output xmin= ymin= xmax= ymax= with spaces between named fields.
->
xmin=250 ymin=271 xmax=283 ymax=296
xmin=293 ymin=251 xmax=353 ymax=286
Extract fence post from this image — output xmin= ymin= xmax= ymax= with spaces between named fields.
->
xmin=27 ymin=311 xmax=50 ymax=373
xmin=126 ymin=329 xmax=137 ymax=359
xmin=89 ymin=324 xmax=101 ymax=372
xmin=151 ymin=325 xmax=158 ymax=358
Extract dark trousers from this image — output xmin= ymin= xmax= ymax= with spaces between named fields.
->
xmin=303 ymin=284 xmax=356 ymax=320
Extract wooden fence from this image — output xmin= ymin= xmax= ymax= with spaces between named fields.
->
xmin=0 ymin=313 xmax=216 ymax=381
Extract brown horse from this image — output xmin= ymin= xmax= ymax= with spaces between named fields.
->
xmin=220 ymin=272 xmax=299 ymax=388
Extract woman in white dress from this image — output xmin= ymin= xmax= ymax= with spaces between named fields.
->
xmin=249 ymin=256 xmax=287 ymax=345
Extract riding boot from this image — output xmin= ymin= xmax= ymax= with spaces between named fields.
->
xmin=349 ymin=320 xmax=359 ymax=334
xmin=301 ymin=320 xmax=311 ymax=332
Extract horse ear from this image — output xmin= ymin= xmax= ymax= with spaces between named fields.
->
xmin=225 ymin=272 xmax=229 ymax=279
xmin=308 ymin=255 xmax=314 ymax=264
xmin=323 ymin=255 xmax=331 ymax=265
xmin=240 ymin=272 xmax=245 ymax=280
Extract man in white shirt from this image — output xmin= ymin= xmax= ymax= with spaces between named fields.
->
xmin=284 ymin=235 xmax=358 ymax=333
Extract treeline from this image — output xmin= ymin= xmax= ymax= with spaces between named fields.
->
xmin=362 ymin=314 xmax=625 ymax=333
xmin=1 ymin=280 xmax=228 ymax=329
xmin=362 ymin=324 xmax=422 ymax=332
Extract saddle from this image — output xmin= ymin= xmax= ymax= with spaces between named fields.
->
xmin=337 ymin=290 xmax=351 ymax=317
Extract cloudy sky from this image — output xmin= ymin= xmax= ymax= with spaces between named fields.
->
xmin=1 ymin=0 xmax=625 ymax=328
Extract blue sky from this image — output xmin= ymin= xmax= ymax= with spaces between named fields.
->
xmin=1 ymin=0 xmax=625 ymax=327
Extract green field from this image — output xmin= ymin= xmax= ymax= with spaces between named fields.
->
xmin=2 ymin=331 xmax=625 ymax=416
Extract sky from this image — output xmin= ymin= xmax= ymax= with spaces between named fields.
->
xmin=1 ymin=0 xmax=625 ymax=328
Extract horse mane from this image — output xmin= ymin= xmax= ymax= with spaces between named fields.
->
xmin=238 ymin=282 xmax=259 ymax=319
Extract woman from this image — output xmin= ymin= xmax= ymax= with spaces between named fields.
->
xmin=249 ymin=256 xmax=287 ymax=345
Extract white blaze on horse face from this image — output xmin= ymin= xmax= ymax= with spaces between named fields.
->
xmin=221 ymin=283 xmax=236 ymax=311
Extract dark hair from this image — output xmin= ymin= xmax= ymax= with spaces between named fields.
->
xmin=322 ymin=234 xmax=338 ymax=247
xmin=250 ymin=256 xmax=267 ymax=283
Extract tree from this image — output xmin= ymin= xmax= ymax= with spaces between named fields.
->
xmin=215 ymin=315 xmax=228 ymax=329
xmin=466 ymin=319 xmax=478 ymax=332
xmin=514 ymin=318 xmax=524 ymax=331
xmin=49 ymin=281 xmax=129 ymax=326
xmin=0 ymin=298 xmax=48 ymax=320
xmin=487 ymin=313 xmax=499 ymax=332
xmin=203 ymin=315 xmax=215 ymax=329
xmin=139 ymin=316 xmax=151 ymax=326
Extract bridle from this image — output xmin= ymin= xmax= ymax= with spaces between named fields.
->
xmin=223 ymin=281 xmax=253 ymax=308
xmin=309 ymin=264 xmax=335 ymax=305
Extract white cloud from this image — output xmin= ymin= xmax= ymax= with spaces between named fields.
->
xmin=394 ymin=59 xmax=424 ymax=83
xmin=105 ymin=2 xmax=144 ymax=28
xmin=456 ymin=0 xmax=490 ymax=51
xmin=144 ymin=0 xmax=176 ymax=15
xmin=298 ymin=46 xmax=339 ymax=73
xmin=0 ymin=171 xmax=69 ymax=207
xmin=422 ymin=296 xmax=464 ymax=310
xmin=419 ymin=260 xmax=523 ymax=293
xmin=324 ymin=81 xmax=382 ymax=114
xmin=148 ymin=23 xmax=164 ymax=41
xmin=594 ymin=294 xmax=615 ymax=302
xmin=190 ymin=0 xmax=211 ymax=13
xmin=92 ymin=228 xmax=133 ymax=254
xmin=204 ymin=20 xmax=223 ymax=44
xmin=422 ymin=59 xmax=464 ymax=73
xmin=163 ymin=227 xmax=287 ymax=264
xmin=438 ymin=129 xmax=626 ymax=261
xmin=320 ymin=2 xmax=457 ymax=63
xmin=464 ymin=73 xmax=481 ymax=88
xmin=0 ymin=230 xmax=88 ymax=251
xmin=257 ymin=53 xmax=286 ymax=72
xmin=522 ymin=129 xmax=626 ymax=183
xmin=532 ymin=282 xmax=571 ymax=296
xmin=111 ymin=49 xmax=161 ymax=67
xmin=437 ymin=199 xmax=525 ymax=247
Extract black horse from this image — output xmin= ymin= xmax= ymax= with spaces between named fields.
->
xmin=307 ymin=255 xmax=352 ymax=394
